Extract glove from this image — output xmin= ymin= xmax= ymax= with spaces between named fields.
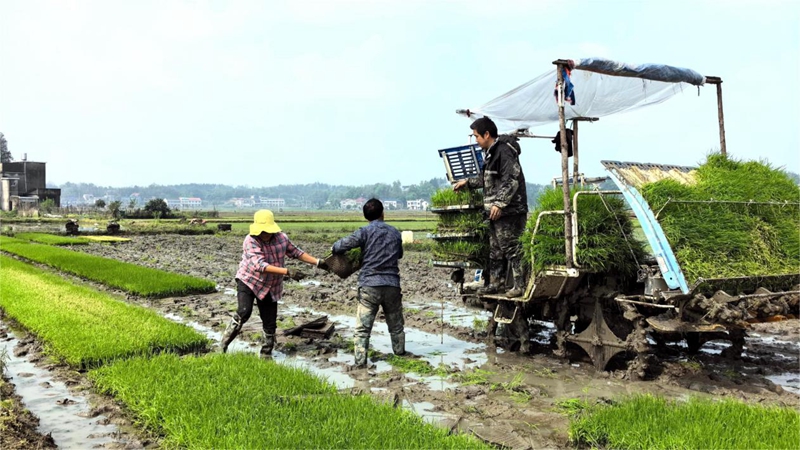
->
xmin=316 ymin=258 xmax=330 ymax=272
xmin=286 ymin=268 xmax=306 ymax=281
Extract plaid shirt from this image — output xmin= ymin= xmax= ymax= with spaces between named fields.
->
xmin=235 ymin=233 xmax=305 ymax=301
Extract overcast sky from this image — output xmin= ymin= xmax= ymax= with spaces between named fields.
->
xmin=1 ymin=0 xmax=798 ymax=188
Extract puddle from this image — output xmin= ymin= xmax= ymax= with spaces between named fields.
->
xmin=406 ymin=300 xmax=492 ymax=328
xmin=0 ymin=325 xmax=125 ymax=448
xmin=401 ymin=400 xmax=455 ymax=426
xmin=766 ymin=373 xmax=800 ymax=396
xmin=162 ymin=313 xmax=355 ymax=389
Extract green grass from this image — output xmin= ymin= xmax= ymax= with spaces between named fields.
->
xmin=0 ymin=255 xmax=207 ymax=368
xmin=0 ymin=237 xmax=216 ymax=297
xmin=90 ymin=353 xmax=487 ymax=449
xmin=569 ymin=394 xmax=800 ymax=450
xmin=432 ymin=240 xmax=488 ymax=263
xmin=641 ymin=154 xmax=800 ymax=281
xmin=522 ymin=187 xmax=646 ymax=275
xmin=385 ymin=354 xmax=450 ymax=377
xmin=15 ymin=232 xmax=91 ymax=245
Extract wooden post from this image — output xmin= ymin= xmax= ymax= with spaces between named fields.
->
xmin=572 ymin=120 xmax=579 ymax=188
xmin=706 ymin=76 xmax=726 ymax=156
xmin=554 ymin=61 xmax=574 ymax=268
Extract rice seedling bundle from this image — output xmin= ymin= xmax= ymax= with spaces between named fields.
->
xmin=0 ymin=237 xmax=215 ymax=297
xmin=90 ymin=353 xmax=487 ymax=449
xmin=84 ymin=236 xmax=131 ymax=242
xmin=431 ymin=188 xmax=489 ymax=264
xmin=15 ymin=232 xmax=90 ymax=245
xmin=0 ymin=255 xmax=207 ymax=367
xmin=641 ymin=154 xmax=800 ymax=281
xmin=569 ymin=394 xmax=800 ymax=450
xmin=522 ymin=187 xmax=646 ymax=275
xmin=430 ymin=188 xmax=484 ymax=208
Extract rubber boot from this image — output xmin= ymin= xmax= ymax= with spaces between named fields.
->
xmin=391 ymin=332 xmax=406 ymax=356
xmin=354 ymin=336 xmax=369 ymax=367
xmin=478 ymin=259 xmax=504 ymax=295
xmin=220 ymin=315 xmax=242 ymax=353
xmin=260 ymin=334 xmax=275 ymax=358
xmin=505 ymin=257 xmax=525 ymax=298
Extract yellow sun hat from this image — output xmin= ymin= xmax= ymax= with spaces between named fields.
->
xmin=249 ymin=209 xmax=281 ymax=235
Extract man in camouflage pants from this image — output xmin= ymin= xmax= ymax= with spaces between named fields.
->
xmin=454 ymin=116 xmax=528 ymax=298
xmin=332 ymin=198 xmax=405 ymax=367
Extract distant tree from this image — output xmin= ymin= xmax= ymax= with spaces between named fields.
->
xmin=144 ymin=198 xmax=171 ymax=218
xmin=127 ymin=198 xmax=137 ymax=210
xmin=108 ymin=200 xmax=122 ymax=219
xmin=0 ymin=132 xmax=12 ymax=163
xmin=95 ymin=199 xmax=106 ymax=209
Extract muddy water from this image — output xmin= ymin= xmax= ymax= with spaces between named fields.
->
xmin=0 ymin=324 xmax=129 ymax=448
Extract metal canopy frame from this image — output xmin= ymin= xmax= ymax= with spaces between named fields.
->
xmin=552 ymin=58 xmax=726 ymax=267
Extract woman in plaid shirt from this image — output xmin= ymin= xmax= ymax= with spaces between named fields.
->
xmin=221 ymin=209 xmax=328 ymax=356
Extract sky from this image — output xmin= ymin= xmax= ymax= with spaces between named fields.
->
xmin=1 ymin=0 xmax=798 ymax=188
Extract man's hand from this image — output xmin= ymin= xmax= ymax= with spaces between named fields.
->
xmin=488 ymin=205 xmax=502 ymax=221
xmin=286 ymin=268 xmax=306 ymax=281
xmin=453 ymin=180 xmax=468 ymax=191
xmin=316 ymin=258 xmax=330 ymax=272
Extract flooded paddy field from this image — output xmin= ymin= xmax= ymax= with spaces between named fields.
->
xmin=2 ymin=231 xmax=799 ymax=448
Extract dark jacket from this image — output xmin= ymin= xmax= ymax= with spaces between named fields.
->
xmin=467 ymin=135 xmax=528 ymax=216
xmin=332 ymin=220 xmax=402 ymax=288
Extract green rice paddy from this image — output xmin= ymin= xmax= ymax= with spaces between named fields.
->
xmin=0 ymin=255 xmax=207 ymax=368
xmin=0 ymin=236 xmax=216 ymax=297
xmin=90 ymin=353 xmax=487 ymax=449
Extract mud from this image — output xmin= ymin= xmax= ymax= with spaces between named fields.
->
xmin=0 ymin=324 xmax=147 ymax=449
xmin=13 ymin=234 xmax=800 ymax=448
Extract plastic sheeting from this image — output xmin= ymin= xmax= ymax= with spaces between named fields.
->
xmin=458 ymin=58 xmax=707 ymax=133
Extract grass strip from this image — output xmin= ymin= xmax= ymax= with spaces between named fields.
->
xmin=0 ymin=236 xmax=215 ymax=297
xmin=641 ymin=154 xmax=800 ymax=281
xmin=15 ymin=232 xmax=90 ymax=245
xmin=569 ymin=394 xmax=800 ymax=450
xmin=0 ymin=255 xmax=207 ymax=368
xmin=522 ymin=187 xmax=646 ymax=275
xmin=90 ymin=353 xmax=487 ymax=449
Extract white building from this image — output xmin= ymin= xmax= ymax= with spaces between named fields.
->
xmin=259 ymin=197 xmax=285 ymax=208
xmin=406 ymin=199 xmax=429 ymax=210
xmin=179 ymin=197 xmax=202 ymax=208
xmin=383 ymin=200 xmax=398 ymax=209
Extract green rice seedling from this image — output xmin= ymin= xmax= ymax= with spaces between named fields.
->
xmin=431 ymin=188 xmax=484 ymax=208
xmin=15 ymin=232 xmax=91 ymax=245
xmin=436 ymin=212 xmax=487 ymax=235
xmin=90 ymin=353 xmax=487 ymax=449
xmin=569 ymin=394 xmax=800 ymax=450
xmin=0 ymin=237 xmax=215 ymax=297
xmin=84 ymin=236 xmax=131 ymax=243
xmin=641 ymin=154 xmax=800 ymax=281
xmin=385 ymin=355 xmax=450 ymax=377
xmin=0 ymin=255 xmax=207 ymax=368
xmin=522 ymin=187 xmax=646 ymax=275
xmin=451 ymin=368 xmax=494 ymax=386
xmin=432 ymin=240 xmax=488 ymax=263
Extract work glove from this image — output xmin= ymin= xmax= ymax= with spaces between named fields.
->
xmin=286 ymin=268 xmax=306 ymax=281
xmin=316 ymin=258 xmax=330 ymax=272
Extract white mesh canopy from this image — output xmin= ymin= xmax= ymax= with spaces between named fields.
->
xmin=458 ymin=58 xmax=707 ymax=133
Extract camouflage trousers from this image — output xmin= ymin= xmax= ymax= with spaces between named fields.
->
xmin=354 ymin=286 xmax=405 ymax=367
xmin=487 ymin=213 xmax=527 ymax=289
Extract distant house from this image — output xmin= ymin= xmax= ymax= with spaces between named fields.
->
xmin=179 ymin=197 xmax=202 ymax=209
xmin=259 ymin=197 xmax=285 ymax=208
xmin=383 ymin=199 xmax=399 ymax=209
xmin=340 ymin=197 xmax=368 ymax=210
xmin=165 ymin=199 xmax=181 ymax=209
xmin=406 ymin=199 xmax=429 ymax=211
xmin=0 ymin=154 xmax=61 ymax=211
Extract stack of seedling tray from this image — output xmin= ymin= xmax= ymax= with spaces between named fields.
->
xmin=429 ymin=188 xmax=488 ymax=268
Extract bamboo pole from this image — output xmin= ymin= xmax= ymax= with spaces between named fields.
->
xmin=572 ymin=120 xmax=579 ymax=188
xmin=706 ymin=76 xmax=726 ymax=156
xmin=554 ymin=61 xmax=574 ymax=268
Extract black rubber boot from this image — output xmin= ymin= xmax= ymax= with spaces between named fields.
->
xmin=220 ymin=315 xmax=243 ymax=353
xmin=505 ymin=256 xmax=525 ymax=298
xmin=260 ymin=334 xmax=275 ymax=358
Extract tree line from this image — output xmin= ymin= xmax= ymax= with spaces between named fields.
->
xmin=54 ymin=179 xmax=549 ymax=209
